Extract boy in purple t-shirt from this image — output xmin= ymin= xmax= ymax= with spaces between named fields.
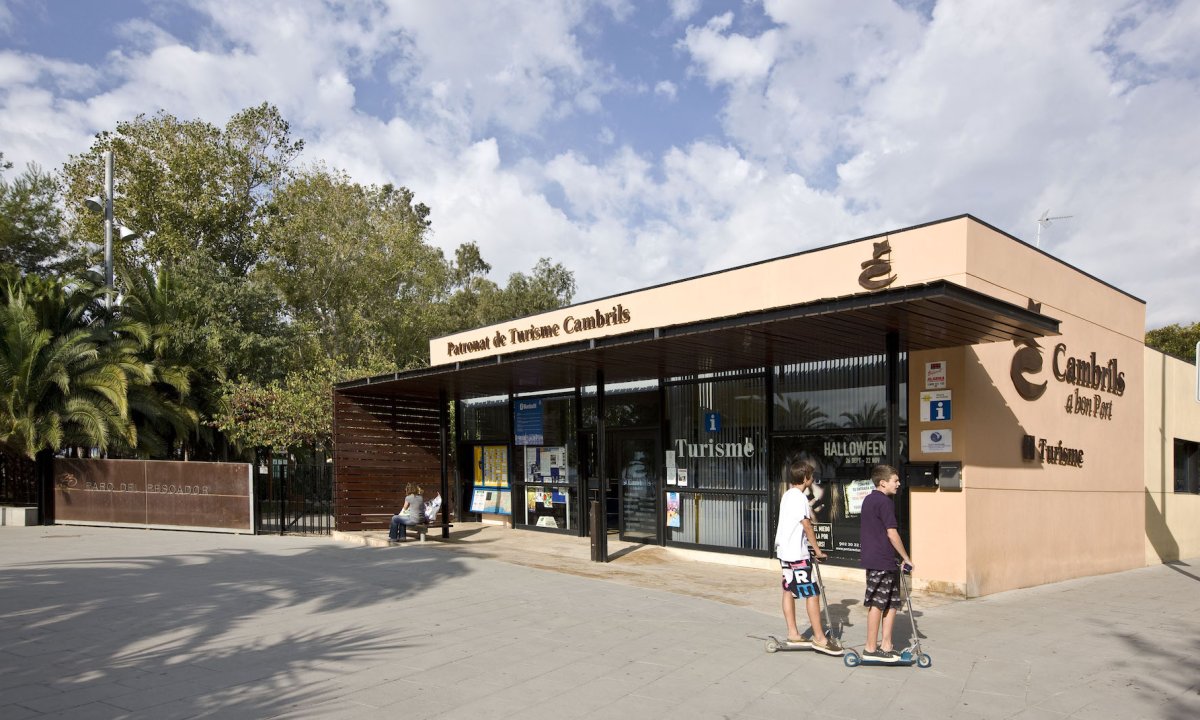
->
xmin=859 ymin=464 xmax=913 ymax=663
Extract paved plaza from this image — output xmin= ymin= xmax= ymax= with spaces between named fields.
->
xmin=1 ymin=524 xmax=1197 ymax=719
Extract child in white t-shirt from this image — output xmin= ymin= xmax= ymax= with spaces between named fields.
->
xmin=774 ymin=459 xmax=842 ymax=656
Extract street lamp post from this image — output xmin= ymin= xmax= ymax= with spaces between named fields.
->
xmin=83 ymin=151 xmax=138 ymax=296
xmin=102 ymin=150 xmax=114 ymax=289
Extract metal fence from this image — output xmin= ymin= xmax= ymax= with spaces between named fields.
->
xmin=0 ymin=450 xmax=37 ymax=507
xmin=255 ymin=452 xmax=334 ymax=535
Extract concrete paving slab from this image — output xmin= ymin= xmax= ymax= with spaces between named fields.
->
xmin=2 ymin=524 xmax=1199 ymax=719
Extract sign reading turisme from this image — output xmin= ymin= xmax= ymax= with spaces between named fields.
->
xmin=446 ymin=304 xmax=632 ymax=359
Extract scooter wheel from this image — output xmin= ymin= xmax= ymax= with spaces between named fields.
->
xmin=843 ymin=651 xmax=861 ymax=667
xmin=765 ymin=639 xmax=779 ymax=653
xmin=916 ymin=653 xmax=932 ymax=668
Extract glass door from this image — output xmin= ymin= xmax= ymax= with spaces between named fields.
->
xmin=609 ymin=429 xmax=660 ymax=543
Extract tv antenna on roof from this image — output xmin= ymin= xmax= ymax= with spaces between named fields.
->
xmin=1035 ymin=209 xmax=1072 ymax=248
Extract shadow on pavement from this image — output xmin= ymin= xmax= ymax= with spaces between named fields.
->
xmin=0 ymin=531 xmax=471 ymax=717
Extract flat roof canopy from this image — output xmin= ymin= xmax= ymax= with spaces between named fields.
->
xmin=337 ymin=280 xmax=1059 ymax=400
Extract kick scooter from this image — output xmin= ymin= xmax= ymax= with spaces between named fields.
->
xmin=842 ymin=562 xmax=932 ymax=668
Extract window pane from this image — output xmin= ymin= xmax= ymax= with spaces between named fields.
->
xmin=668 ymin=491 xmax=766 ymax=551
xmin=460 ymin=395 xmax=509 ymax=442
xmin=774 ymin=355 xmax=907 ymax=430
xmin=513 ymin=394 xmax=580 ymax=531
xmin=1175 ymin=439 xmax=1199 ymax=494
xmin=665 ymin=375 xmax=767 ymax=491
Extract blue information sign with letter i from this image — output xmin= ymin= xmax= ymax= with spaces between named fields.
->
xmin=930 ymin=399 xmax=951 ymax=421
xmin=920 ymin=390 xmax=952 ymax=422
xmin=704 ymin=412 xmax=721 ymax=433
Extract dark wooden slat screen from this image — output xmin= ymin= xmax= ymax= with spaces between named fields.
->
xmin=333 ymin=391 xmax=447 ymax=532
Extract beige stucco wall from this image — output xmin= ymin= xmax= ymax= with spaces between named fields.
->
xmin=908 ymin=222 xmax=1146 ymax=597
xmin=1144 ymin=348 xmax=1200 ymax=563
xmin=906 ymin=346 xmax=969 ymax=595
xmin=432 ymin=215 xmax=1153 ymax=597
xmin=431 ymin=217 xmax=978 ymax=366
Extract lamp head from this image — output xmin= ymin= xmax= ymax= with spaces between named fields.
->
xmin=117 ymin=225 xmax=141 ymax=242
xmin=83 ymin=196 xmax=104 ymax=214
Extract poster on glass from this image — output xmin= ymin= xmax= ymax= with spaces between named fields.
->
xmin=771 ymin=432 xmax=904 ymax=562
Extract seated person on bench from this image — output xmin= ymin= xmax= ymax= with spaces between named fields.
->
xmin=388 ymin=483 xmax=424 ymax=542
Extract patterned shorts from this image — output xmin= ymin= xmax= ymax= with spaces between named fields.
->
xmin=780 ymin=558 xmax=821 ymax=598
xmin=864 ymin=569 xmax=902 ymax=611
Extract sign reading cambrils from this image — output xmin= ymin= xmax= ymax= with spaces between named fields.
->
xmin=925 ymin=361 xmax=947 ymax=389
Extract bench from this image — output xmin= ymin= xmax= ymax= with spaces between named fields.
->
xmin=399 ymin=520 xmax=454 ymax=542
xmin=398 ymin=504 xmax=452 ymax=541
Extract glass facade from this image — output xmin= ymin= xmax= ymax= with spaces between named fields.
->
xmin=454 ymin=355 xmax=907 ymax=563
xmin=513 ymin=393 xmax=580 ymax=533
xmin=665 ymin=375 xmax=769 ymax=552
xmin=771 ymin=354 xmax=908 ymax=564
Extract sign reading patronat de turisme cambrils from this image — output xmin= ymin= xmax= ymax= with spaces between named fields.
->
xmin=440 ymin=303 xmax=633 ymax=362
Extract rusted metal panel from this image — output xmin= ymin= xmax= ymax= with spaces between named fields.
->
xmin=54 ymin=459 xmax=252 ymax=532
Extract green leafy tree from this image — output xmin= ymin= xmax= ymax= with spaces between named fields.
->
xmin=260 ymin=168 xmax=444 ymax=369
xmin=493 ymin=258 xmax=577 ymax=320
xmin=439 ymin=245 xmax=576 ymax=335
xmin=60 ymin=104 xmax=303 ymax=274
xmin=0 ymin=154 xmax=80 ymax=276
xmin=59 ymin=104 xmax=302 ymax=384
xmin=262 ymin=169 xmax=577 ymax=370
xmin=1146 ymin=322 xmax=1200 ymax=363
xmin=214 ymin=356 xmax=394 ymax=454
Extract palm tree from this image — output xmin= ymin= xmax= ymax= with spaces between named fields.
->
xmin=117 ymin=264 xmax=212 ymax=458
xmin=840 ymin=402 xmax=887 ymax=430
xmin=0 ymin=278 xmax=135 ymax=459
xmin=775 ymin=396 xmax=829 ymax=430
xmin=0 ymin=277 xmax=139 ymax=522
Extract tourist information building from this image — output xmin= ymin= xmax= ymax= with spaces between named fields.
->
xmin=333 ymin=215 xmax=1200 ymax=597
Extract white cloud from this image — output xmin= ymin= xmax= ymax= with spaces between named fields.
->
xmin=369 ymin=0 xmax=607 ymax=136
xmin=681 ymin=13 xmax=780 ymax=86
xmin=0 ymin=51 xmax=99 ymax=94
xmin=0 ymin=0 xmax=1197 ymax=329
xmin=667 ymin=0 xmax=1200 ymax=326
xmin=669 ymin=0 xmax=701 ymax=22
xmin=679 ymin=1 xmax=923 ymax=177
xmin=829 ymin=0 xmax=1200 ymax=326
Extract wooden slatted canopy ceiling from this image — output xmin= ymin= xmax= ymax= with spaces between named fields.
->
xmin=335 ymin=280 xmax=1059 ymax=401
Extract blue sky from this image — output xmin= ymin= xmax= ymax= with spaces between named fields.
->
xmin=1 ymin=0 xmax=1197 ymax=328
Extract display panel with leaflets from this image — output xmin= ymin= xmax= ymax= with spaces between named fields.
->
xmin=471 ymin=445 xmax=511 ymax=515
xmin=524 ymin=446 xmax=571 ymax=529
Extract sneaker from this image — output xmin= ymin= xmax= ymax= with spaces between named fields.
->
xmin=863 ymin=648 xmax=900 ymax=663
xmin=783 ymin=636 xmax=812 ymax=648
xmin=812 ymin=638 xmax=844 ymax=656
